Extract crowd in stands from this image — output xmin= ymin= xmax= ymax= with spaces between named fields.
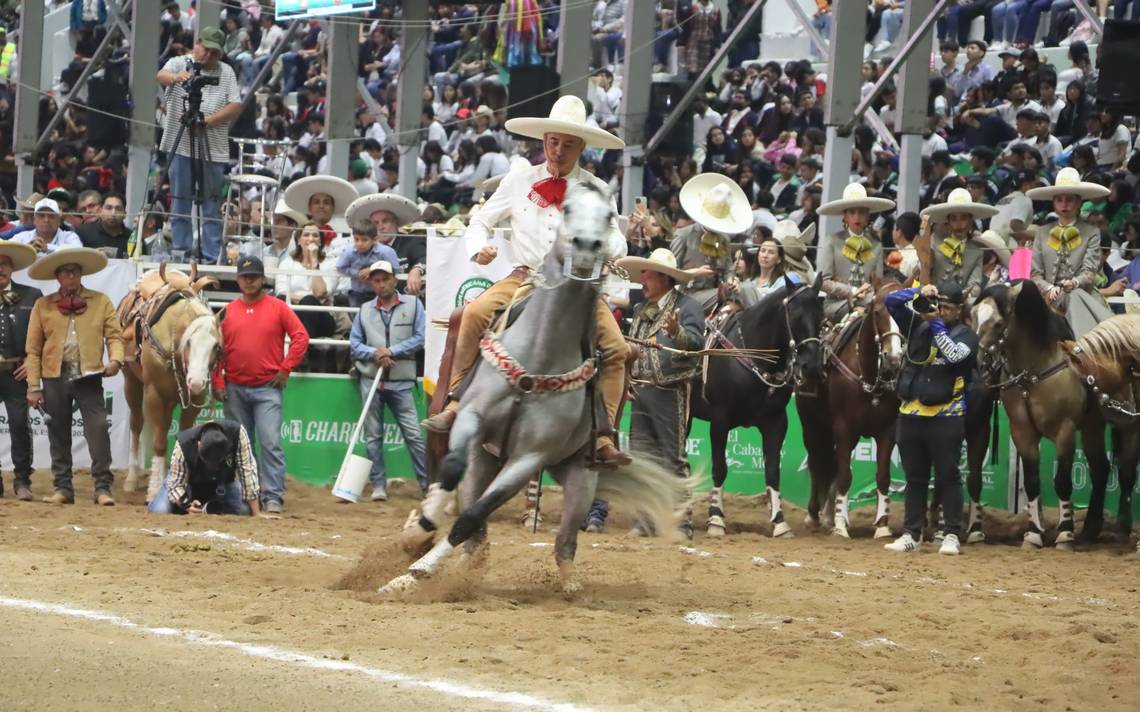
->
xmin=0 ymin=2 xmax=1135 ymax=319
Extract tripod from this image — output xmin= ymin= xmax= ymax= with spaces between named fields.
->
xmin=163 ymin=86 xmax=216 ymax=263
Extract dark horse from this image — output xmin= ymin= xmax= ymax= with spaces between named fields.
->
xmin=693 ymin=275 xmax=824 ymax=538
xmin=972 ymin=281 xmax=1109 ymax=549
xmin=797 ymin=280 xmax=905 ymax=539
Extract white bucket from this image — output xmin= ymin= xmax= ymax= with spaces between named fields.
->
xmin=332 ymin=454 xmax=372 ymax=503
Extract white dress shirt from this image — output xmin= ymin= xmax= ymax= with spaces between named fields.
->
xmin=13 ymin=228 xmax=83 ymax=253
xmin=465 ymin=161 xmax=626 ymax=271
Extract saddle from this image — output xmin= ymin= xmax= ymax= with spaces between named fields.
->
xmin=824 ymin=310 xmax=866 ymax=359
xmin=117 ymin=268 xmax=199 ymax=363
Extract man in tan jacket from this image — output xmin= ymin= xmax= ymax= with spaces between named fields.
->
xmin=24 ymin=248 xmax=124 ymax=505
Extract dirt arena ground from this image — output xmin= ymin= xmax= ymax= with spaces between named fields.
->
xmin=0 ymin=473 xmax=1137 ymax=712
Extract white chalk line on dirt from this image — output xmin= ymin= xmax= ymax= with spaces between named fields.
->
xmin=0 ymin=596 xmax=597 ymax=712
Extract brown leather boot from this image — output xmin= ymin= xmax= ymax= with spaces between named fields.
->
xmin=42 ymin=491 xmax=75 ymax=505
xmin=15 ymin=486 xmax=33 ymax=502
xmin=94 ymin=491 xmax=116 ymax=506
xmin=593 ymin=443 xmax=632 ymax=469
xmin=421 ymin=406 xmax=458 ymax=434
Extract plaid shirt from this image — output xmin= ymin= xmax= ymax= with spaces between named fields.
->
xmin=166 ymin=427 xmax=260 ymax=509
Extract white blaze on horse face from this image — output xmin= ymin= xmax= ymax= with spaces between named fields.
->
xmin=973 ymin=301 xmax=997 ymax=334
xmin=885 ymin=315 xmax=903 ymax=358
xmin=182 ymin=314 xmax=221 ymax=395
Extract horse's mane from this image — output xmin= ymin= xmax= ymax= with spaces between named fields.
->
xmin=1005 ymin=279 xmax=1074 ymax=347
xmin=732 ymin=285 xmax=792 ymax=348
xmin=1074 ymin=315 xmax=1140 ymax=372
xmin=975 ymin=282 xmax=1012 ymax=313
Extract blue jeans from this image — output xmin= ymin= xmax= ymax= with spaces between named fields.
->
xmin=241 ymin=54 xmax=272 ymax=87
xmin=991 ymin=0 xmax=1027 ymax=42
xmin=359 ymin=380 xmax=428 ymax=492
xmin=429 ymin=39 xmax=463 ymax=74
xmin=1116 ymin=0 xmax=1140 ymax=18
xmin=1016 ymin=0 xmax=1069 ymax=43
xmin=280 ymin=51 xmax=309 ymax=94
xmin=654 ymin=27 xmax=681 ymax=68
xmin=224 ymin=384 xmax=286 ymax=506
xmin=148 ymin=477 xmax=251 ymax=515
xmin=882 ymin=8 xmax=905 ymax=43
xmin=169 ymin=153 xmax=225 ymax=263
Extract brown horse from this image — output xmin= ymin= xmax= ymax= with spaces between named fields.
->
xmin=972 ymin=281 xmax=1109 ymax=549
xmin=119 ymin=264 xmax=220 ymax=501
xmin=798 ymin=279 xmax=904 ymax=539
xmin=1063 ymin=314 xmax=1140 ymax=544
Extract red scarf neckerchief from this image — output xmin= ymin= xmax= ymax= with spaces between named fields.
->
xmin=318 ymin=224 xmax=337 ymax=246
xmin=528 ymin=177 xmax=568 ymax=210
xmin=57 ymin=289 xmax=87 ymax=316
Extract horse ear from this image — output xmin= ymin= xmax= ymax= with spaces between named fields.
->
xmin=783 ymin=274 xmax=796 ymax=292
xmin=1013 ymin=279 xmax=1049 ymax=327
xmin=812 ymin=271 xmax=823 ymax=293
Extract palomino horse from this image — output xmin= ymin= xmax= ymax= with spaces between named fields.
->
xmin=972 ymin=281 xmax=1109 ymax=549
xmin=382 ymin=183 xmax=687 ymax=597
xmin=118 ymin=263 xmax=221 ymax=501
xmin=692 ymin=275 xmax=824 ymax=538
xmin=798 ymin=280 xmax=904 ymax=539
xmin=1063 ymin=314 xmax=1140 ymax=544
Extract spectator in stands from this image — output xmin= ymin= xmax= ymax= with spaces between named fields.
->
xmin=0 ymin=193 xmax=41 ymax=240
xmin=242 ymin=13 xmax=284 ymax=88
xmin=149 ymin=420 xmax=264 ymax=517
xmin=1054 ymin=80 xmax=1090 ymax=147
xmin=1114 ymin=0 xmax=1140 ymax=19
xmin=1032 ymin=111 xmax=1063 ymax=168
xmin=211 ymin=256 xmax=309 ymax=516
xmin=348 ymin=259 xmax=428 ymax=501
xmin=14 ymin=199 xmax=82 ymax=254
xmin=770 ymin=154 xmax=801 ymax=214
xmin=471 ymin=135 xmax=510 ymax=188
xmin=349 ymin=158 xmax=379 ymax=197
xmin=74 ymin=190 xmax=101 ymax=225
xmin=589 ymin=68 xmax=621 ymax=130
xmin=951 ymin=40 xmax=995 ymax=101
xmin=336 ymin=221 xmax=400 ymax=307
xmin=0 ymin=242 xmax=40 ymax=502
xmin=1057 ymin=40 xmax=1096 ymax=97
xmin=76 ymin=193 xmax=128 ymax=257
xmin=1097 ymin=108 xmax=1132 ymax=172
xmin=345 ymin=193 xmax=424 ymax=296
xmin=591 ymin=0 xmax=627 ymax=70
xmin=275 ymin=222 xmax=340 ymax=364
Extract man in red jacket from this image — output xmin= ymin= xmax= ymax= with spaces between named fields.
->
xmin=212 ymin=256 xmax=309 ymax=514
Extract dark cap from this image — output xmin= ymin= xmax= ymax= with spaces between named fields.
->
xmin=197 ymin=424 xmax=231 ymax=468
xmin=998 ymin=48 xmax=1018 ymax=58
xmin=235 ymin=256 xmax=264 ymax=277
xmin=965 ymin=39 xmax=988 ymax=52
xmin=937 ymin=282 xmax=966 ymax=305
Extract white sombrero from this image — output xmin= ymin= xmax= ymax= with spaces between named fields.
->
xmin=679 ymin=173 xmax=753 ymax=236
xmin=345 ymin=191 xmax=420 ymax=230
xmin=272 ymin=199 xmax=308 ymax=227
xmin=616 ymin=247 xmax=694 ymax=283
xmin=1025 ymin=166 xmax=1110 ymax=201
xmin=817 ymin=183 xmax=896 ymax=216
xmin=975 ymin=229 xmax=1012 ymax=266
xmin=504 ymin=95 xmax=626 ymax=150
xmin=283 ymin=176 xmax=359 ymax=219
xmin=772 ymin=220 xmax=816 ymax=277
xmin=0 ymin=240 xmax=38 ymax=271
xmin=920 ymin=187 xmax=1000 ymax=222
xmin=28 ymin=247 xmax=108 ymax=280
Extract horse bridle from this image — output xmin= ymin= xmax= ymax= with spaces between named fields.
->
xmin=144 ymin=292 xmax=219 ymax=409
xmin=826 ymin=301 xmax=903 ymax=401
xmin=783 ymin=284 xmax=822 ymax=392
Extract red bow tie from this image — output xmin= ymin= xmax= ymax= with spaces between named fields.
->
xmin=57 ymin=293 xmax=87 ymax=316
xmin=530 ymin=177 xmax=567 ymax=210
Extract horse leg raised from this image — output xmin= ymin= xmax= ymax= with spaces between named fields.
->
xmin=872 ymin=426 xmax=895 ymax=540
xmin=124 ymin=371 xmax=145 ymax=493
xmin=1051 ymin=424 xmax=1078 ymax=551
xmin=1079 ymin=421 xmax=1109 ymax=544
xmin=144 ymin=386 xmax=175 ymax=503
xmin=455 ymin=444 xmax=502 ymax=573
xmin=549 ymin=457 xmax=597 ymax=597
xmin=761 ymin=413 xmax=792 ymax=538
xmin=705 ymin=420 xmax=729 ymax=538
xmin=400 ymin=409 xmax=482 ymax=555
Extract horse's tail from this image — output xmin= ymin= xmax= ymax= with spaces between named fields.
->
xmin=595 ymin=457 xmax=696 ymax=537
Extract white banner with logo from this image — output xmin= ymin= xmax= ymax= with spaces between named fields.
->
xmin=423 ymin=228 xmax=515 ymax=392
xmin=0 ymin=259 xmax=138 ymax=471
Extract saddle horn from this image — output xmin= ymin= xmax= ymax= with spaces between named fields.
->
xmin=159 ymin=261 xmax=168 ymax=284
xmin=192 ymin=276 xmax=220 ymax=295
xmin=189 ymin=260 xmax=198 ymax=283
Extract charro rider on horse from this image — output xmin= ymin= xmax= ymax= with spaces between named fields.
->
xmin=422 ymin=95 xmax=632 ymax=468
xmin=919 ymin=187 xmax=1000 ymax=300
xmin=815 ymin=183 xmax=896 ymax=322
xmin=670 ymin=173 xmax=754 ymax=312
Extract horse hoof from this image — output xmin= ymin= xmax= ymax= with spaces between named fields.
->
xmin=803 ymin=515 xmax=819 ymax=531
xmin=377 ymin=573 xmax=419 ymax=597
xmin=1055 ymin=530 xmax=1075 ymax=546
xmin=123 ymin=473 xmax=139 ymax=493
xmin=706 ymin=515 xmax=726 ymax=538
xmin=772 ymin=521 xmax=794 ymax=538
xmin=521 ymin=510 xmax=542 ymax=532
xmin=1022 ymin=532 xmax=1044 ymax=550
xmin=966 ymin=530 xmax=986 ymax=545
xmin=832 ymin=526 xmax=850 ymax=540
xmin=399 ymin=510 xmax=437 ymax=557
xmin=1055 ymin=541 xmax=1075 ymax=552
xmin=873 ymin=526 xmax=892 ymax=540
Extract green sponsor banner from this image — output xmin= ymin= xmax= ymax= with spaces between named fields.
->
xmin=173 ymin=375 xmax=1140 ymax=517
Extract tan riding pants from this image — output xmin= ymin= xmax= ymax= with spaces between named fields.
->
xmin=447 ymin=275 xmax=628 ymax=449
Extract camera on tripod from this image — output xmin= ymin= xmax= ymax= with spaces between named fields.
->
xmin=184 ymin=61 xmax=220 ymax=98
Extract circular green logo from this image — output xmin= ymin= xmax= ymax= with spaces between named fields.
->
xmin=455 ymin=277 xmax=493 ymax=307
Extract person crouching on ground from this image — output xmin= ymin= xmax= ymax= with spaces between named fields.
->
xmin=149 ymin=420 xmax=268 ymax=516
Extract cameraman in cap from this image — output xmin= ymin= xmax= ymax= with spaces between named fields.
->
xmin=157 ymin=26 xmax=241 ymax=264
xmin=149 ymin=420 xmax=266 ymax=517
xmin=883 ymin=282 xmax=978 ymax=556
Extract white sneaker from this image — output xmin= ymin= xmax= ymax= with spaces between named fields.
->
xmin=939 ymin=533 xmax=961 ymax=556
xmin=884 ymin=532 xmax=920 ymax=552
xmin=371 ymin=484 xmax=388 ymax=502
xmin=991 ymin=40 xmax=1008 ymax=51
xmin=874 ymin=40 xmax=892 ymax=53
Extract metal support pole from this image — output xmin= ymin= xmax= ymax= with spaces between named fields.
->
xmin=396 ymin=0 xmax=430 ymax=201
xmin=125 ymin=0 xmax=163 ymax=221
xmin=1071 ymin=0 xmax=1104 ymax=35
xmin=820 ymin=0 xmax=867 ymax=238
xmin=326 ymin=17 xmax=359 ymax=183
xmin=783 ymin=0 xmax=830 ymax=57
xmin=841 ymin=0 xmax=952 ymax=136
xmin=13 ymin=0 xmax=45 ymax=197
xmin=557 ymin=0 xmax=592 ymax=100
xmin=645 ymin=0 xmax=768 ymax=156
xmin=893 ymin=0 xmax=938 ymax=214
xmin=619 ymin=0 xmax=655 ymax=213
xmin=196 ymin=0 xmax=224 ymax=33
xmin=238 ymin=21 xmax=304 ymax=118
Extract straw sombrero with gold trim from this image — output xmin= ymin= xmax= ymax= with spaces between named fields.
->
xmin=1025 ymin=167 xmax=1110 ymax=201
xmin=817 ymin=183 xmax=896 ymax=216
xmin=679 ymin=173 xmax=754 ymax=236
xmin=920 ymin=187 xmax=1000 ymax=222
xmin=28 ymin=247 xmax=108 ymax=280
xmin=0 ymin=240 xmax=38 ymax=271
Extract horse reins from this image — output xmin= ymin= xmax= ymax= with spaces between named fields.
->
xmin=1067 ymin=346 xmax=1140 ymax=421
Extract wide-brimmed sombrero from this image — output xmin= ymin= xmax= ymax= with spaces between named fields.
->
xmin=921 ymin=187 xmax=1000 ymax=222
xmin=975 ymin=230 xmax=1012 ymax=266
xmin=28 ymin=247 xmax=107 ymax=280
xmin=345 ymin=192 xmax=420 ymax=229
xmin=0 ymin=240 xmax=38 ymax=271
xmin=1025 ymin=166 xmax=1110 ymax=201
xmin=504 ymin=95 xmax=626 ymax=150
xmin=283 ymin=176 xmax=359 ymax=218
xmin=272 ymin=199 xmax=308 ymax=227
xmin=817 ymin=183 xmax=896 ymax=216
xmin=679 ymin=173 xmax=754 ymax=236
xmin=616 ymin=247 xmax=694 ymax=283
xmin=772 ymin=221 xmax=816 ymax=277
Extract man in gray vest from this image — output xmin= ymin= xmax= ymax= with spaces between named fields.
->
xmin=348 ymin=259 xmax=427 ymax=502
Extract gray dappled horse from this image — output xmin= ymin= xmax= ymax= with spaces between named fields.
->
xmin=382 ymin=183 xmax=687 ymax=597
